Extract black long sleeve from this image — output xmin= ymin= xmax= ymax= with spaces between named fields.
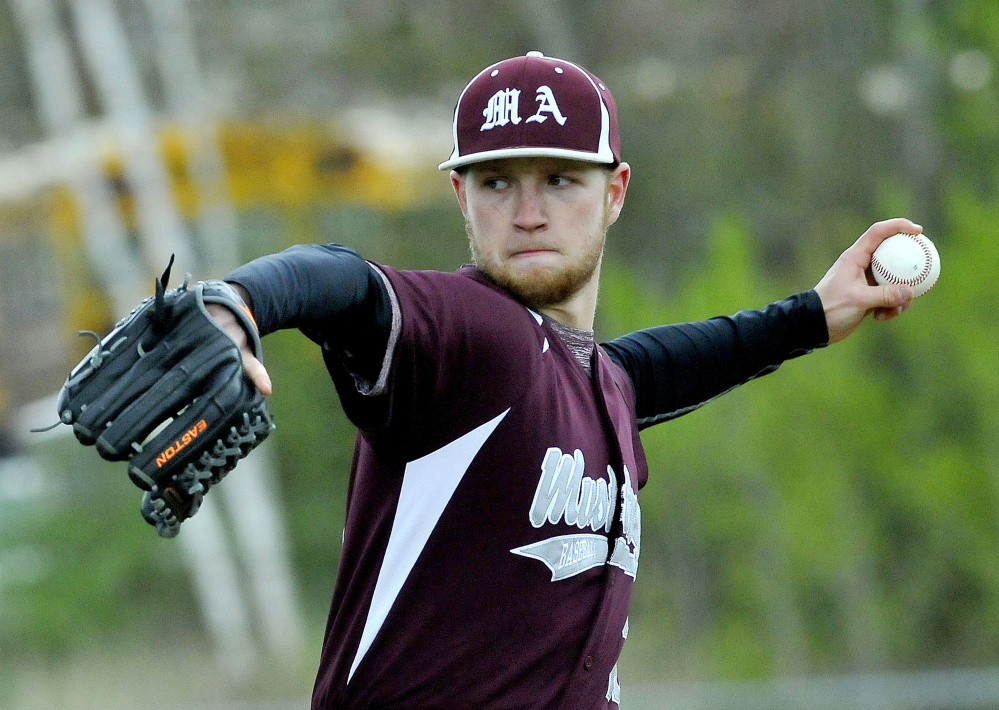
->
xmin=225 ymin=244 xmax=393 ymax=386
xmin=601 ymin=290 xmax=829 ymax=429
xmin=227 ymin=246 xmax=828 ymax=427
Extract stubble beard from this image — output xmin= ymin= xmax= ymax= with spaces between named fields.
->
xmin=466 ymin=220 xmax=608 ymax=310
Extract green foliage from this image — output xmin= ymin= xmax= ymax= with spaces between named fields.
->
xmin=260 ymin=328 xmax=355 ymax=609
xmin=607 ymin=200 xmax=999 ymax=682
xmin=0 ymin=441 xmax=192 ymax=662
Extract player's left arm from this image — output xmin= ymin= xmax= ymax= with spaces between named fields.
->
xmin=813 ymin=218 xmax=918 ymax=344
xmin=207 ymin=289 xmax=272 ymax=395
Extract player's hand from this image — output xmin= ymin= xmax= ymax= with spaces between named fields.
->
xmin=814 ymin=218 xmax=920 ymax=344
xmin=207 ymin=302 xmax=273 ymax=395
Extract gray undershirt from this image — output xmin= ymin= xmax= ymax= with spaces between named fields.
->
xmin=545 ymin=317 xmax=595 ymax=375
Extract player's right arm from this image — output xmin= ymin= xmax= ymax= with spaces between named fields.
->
xmin=601 ymin=290 xmax=829 ymax=429
xmin=813 ymin=218 xmax=918 ymax=343
xmin=603 ymin=218 xmax=924 ymax=429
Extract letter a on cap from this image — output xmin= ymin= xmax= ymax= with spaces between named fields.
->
xmin=526 ymin=85 xmax=567 ymax=125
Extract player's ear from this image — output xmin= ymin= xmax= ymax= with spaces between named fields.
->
xmin=605 ymin=162 xmax=630 ymax=228
xmin=450 ymin=169 xmax=469 ymax=216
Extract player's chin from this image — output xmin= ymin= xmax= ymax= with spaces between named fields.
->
xmin=506 ymin=257 xmax=558 ymax=282
xmin=504 ymin=267 xmax=581 ymax=308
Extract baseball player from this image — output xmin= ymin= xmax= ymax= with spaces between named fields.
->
xmin=208 ymin=52 xmax=917 ymax=709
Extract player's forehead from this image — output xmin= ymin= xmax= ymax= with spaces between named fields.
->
xmin=464 ymin=156 xmax=608 ymax=177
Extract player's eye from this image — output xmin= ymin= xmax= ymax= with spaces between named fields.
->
xmin=548 ymin=174 xmax=574 ymax=187
xmin=483 ymin=177 xmax=509 ymax=190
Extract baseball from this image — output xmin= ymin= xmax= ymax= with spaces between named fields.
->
xmin=870 ymin=232 xmax=940 ymax=298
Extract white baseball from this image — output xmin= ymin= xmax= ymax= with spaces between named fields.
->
xmin=870 ymin=233 xmax=940 ymax=298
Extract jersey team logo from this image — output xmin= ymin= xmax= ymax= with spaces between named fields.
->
xmin=511 ymin=447 xmax=641 ymax=582
xmin=481 ymin=85 xmax=568 ymax=131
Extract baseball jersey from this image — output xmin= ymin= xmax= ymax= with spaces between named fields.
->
xmin=228 ymin=244 xmax=829 ymax=710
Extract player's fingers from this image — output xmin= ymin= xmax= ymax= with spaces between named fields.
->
xmin=206 ymin=303 xmax=271 ymax=393
xmin=241 ymin=352 xmax=273 ymax=396
xmin=873 ymin=300 xmax=913 ymax=321
xmin=868 ymin=284 xmax=914 ymax=315
xmin=873 ymin=306 xmax=900 ymax=321
xmin=853 ymin=218 xmax=923 ymax=256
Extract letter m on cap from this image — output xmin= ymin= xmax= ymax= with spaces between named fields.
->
xmin=481 ymin=88 xmax=522 ymax=130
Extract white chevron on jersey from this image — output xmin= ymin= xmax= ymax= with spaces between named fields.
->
xmin=348 ymin=407 xmax=511 ymax=681
xmin=526 ymin=308 xmax=550 ymax=353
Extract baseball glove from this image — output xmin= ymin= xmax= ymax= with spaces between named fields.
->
xmin=53 ymin=257 xmax=274 ymax=537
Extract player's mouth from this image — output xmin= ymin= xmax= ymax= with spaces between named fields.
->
xmin=510 ymin=248 xmax=561 ymax=258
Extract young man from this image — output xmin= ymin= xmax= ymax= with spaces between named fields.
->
xmin=213 ymin=52 xmax=916 ymax=709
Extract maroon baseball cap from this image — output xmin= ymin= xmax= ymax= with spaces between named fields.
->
xmin=439 ymin=51 xmax=621 ymax=171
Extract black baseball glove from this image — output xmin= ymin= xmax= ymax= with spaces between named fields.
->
xmin=53 ymin=257 xmax=274 ymax=537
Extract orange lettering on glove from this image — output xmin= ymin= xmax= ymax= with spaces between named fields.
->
xmin=155 ymin=419 xmax=208 ymax=467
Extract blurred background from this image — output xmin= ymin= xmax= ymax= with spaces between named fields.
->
xmin=0 ymin=1 xmax=997 ymax=708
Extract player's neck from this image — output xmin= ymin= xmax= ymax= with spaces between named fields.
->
xmin=537 ymin=267 xmax=600 ymax=331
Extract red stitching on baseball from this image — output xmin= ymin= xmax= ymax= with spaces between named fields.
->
xmin=872 ymin=234 xmax=933 ymax=287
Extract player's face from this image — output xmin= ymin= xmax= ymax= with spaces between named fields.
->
xmin=452 ymin=158 xmax=630 ymax=315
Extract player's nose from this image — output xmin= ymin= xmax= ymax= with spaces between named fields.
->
xmin=512 ymin=183 xmax=547 ymax=232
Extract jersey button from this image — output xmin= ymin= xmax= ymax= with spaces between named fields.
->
xmin=583 ymin=654 xmax=594 ymax=670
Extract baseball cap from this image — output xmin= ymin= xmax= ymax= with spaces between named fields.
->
xmin=439 ymin=51 xmax=621 ymax=171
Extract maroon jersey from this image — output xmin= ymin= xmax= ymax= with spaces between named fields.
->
xmin=312 ymin=264 xmax=646 ymax=709
xmin=229 ymin=243 xmax=828 ymax=709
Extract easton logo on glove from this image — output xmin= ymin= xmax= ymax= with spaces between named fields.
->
xmin=155 ymin=419 xmax=208 ymax=467
xmin=43 ymin=256 xmax=275 ymax=538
